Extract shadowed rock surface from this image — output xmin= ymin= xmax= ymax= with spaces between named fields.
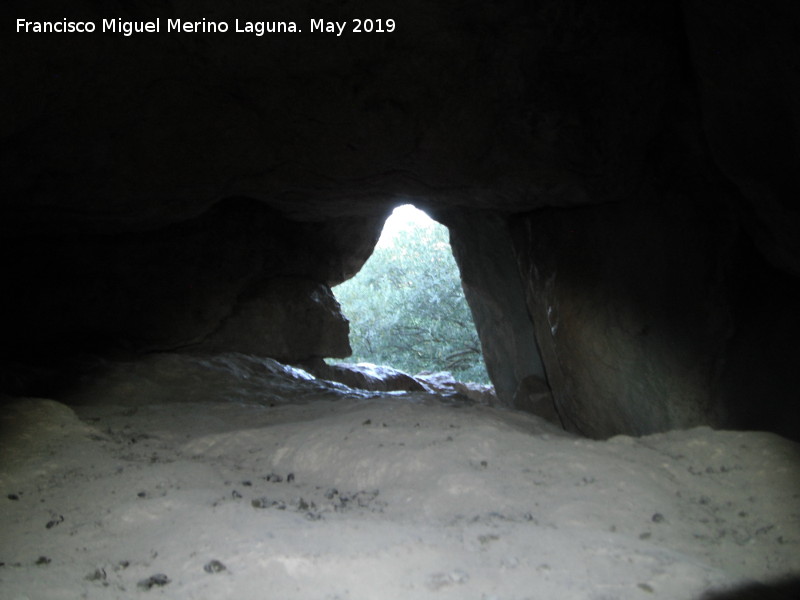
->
xmin=306 ymin=361 xmax=427 ymax=394
xmin=3 ymin=0 xmax=799 ymax=440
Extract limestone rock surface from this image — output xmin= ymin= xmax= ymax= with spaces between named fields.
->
xmin=308 ymin=362 xmax=426 ymax=394
xmin=196 ymin=277 xmax=351 ymax=362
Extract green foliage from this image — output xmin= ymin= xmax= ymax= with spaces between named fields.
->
xmin=333 ymin=213 xmax=490 ymax=383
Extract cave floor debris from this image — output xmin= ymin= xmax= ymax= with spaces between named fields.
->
xmin=1 ymin=354 xmax=799 ymax=599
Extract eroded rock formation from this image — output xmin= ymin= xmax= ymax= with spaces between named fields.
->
xmin=3 ymin=0 xmax=799 ymax=440
xmin=441 ymin=209 xmax=545 ymax=408
xmin=0 ymin=198 xmax=379 ymax=361
xmin=305 ymin=361 xmax=426 ymax=394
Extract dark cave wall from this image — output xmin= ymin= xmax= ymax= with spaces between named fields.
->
xmin=509 ymin=194 xmax=736 ymax=438
xmin=683 ymin=0 xmax=800 ymax=278
xmin=3 ymin=0 xmax=800 ymax=439
xmin=2 ymin=0 xmax=679 ymax=220
xmin=508 ymin=191 xmax=800 ymax=440
xmin=710 ymin=238 xmax=800 ymax=440
xmin=0 ymin=198 xmax=384 ymax=361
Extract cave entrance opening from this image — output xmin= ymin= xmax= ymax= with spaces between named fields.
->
xmin=332 ymin=204 xmax=490 ymax=384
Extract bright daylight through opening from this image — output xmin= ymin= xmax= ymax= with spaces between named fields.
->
xmin=333 ymin=204 xmax=490 ymax=384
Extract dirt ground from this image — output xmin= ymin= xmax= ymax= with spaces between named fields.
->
xmin=1 ymin=353 xmax=799 ymax=599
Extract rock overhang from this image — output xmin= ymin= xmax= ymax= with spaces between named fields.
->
xmin=3 ymin=0 xmax=800 ymax=440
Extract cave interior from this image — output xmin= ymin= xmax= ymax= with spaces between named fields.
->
xmin=3 ymin=2 xmax=800 ymax=598
xmin=3 ymin=0 xmax=800 ymax=441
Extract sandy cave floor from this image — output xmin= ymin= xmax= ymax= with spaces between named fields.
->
xmin=1 ymin=353 xmax=799 ymax=600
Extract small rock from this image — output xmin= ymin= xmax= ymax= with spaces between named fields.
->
xmin=45 ymin=515 xmax=64 ymax=529
xmin=426 ymin=569 xmax=469 ymax=591
xmin=252 ymin=497 xmax=285 ymax=510
xmin=287 ymin=473 xmax=295 ymax=483
xmin=652 ymin=513 xmax=664 ymax=523
xmin=35 ymin=556 xmax=51 ymax=566
xmin=203 ymin=560 xmax=226 ymax=574
xmin=137 ymin=573 xmax=170 ymax=590
xmin=353 ymin=490 xmax=379 ymax=507
xmin=85 ymin=568 xmax=107 ymax=582
xmin=7 ymin=494 xmax=19 ymax=501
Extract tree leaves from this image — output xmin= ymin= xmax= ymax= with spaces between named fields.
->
xmin=333 ymin=214 xmax=489 ymax=383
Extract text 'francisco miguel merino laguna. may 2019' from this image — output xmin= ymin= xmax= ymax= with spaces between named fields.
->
xmin=15 ymin=17 xmax=397 ymax=37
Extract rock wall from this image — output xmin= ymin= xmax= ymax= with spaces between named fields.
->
xmin=196 ymin=277 xmax=351 ymax=362
xmin=509 ymin=188 xmax=800 ymax=440
xmin=3 ymin=0 xmax=800 ymax=439
xmin=510 ymin=194 xmax=736 ymax=438
xmin=442 ymin=209 xmax=546 ymax=408
xmin=683 ymin=0 xmax=800 ymax=278
xmin=3 ymin=0 xmax=678 ymax=220
xmin=0 ymin=198 xmax=381 ymax=361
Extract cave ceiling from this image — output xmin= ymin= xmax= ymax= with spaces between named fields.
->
xmin=4 ymin=0 xmax=684 ymax=231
